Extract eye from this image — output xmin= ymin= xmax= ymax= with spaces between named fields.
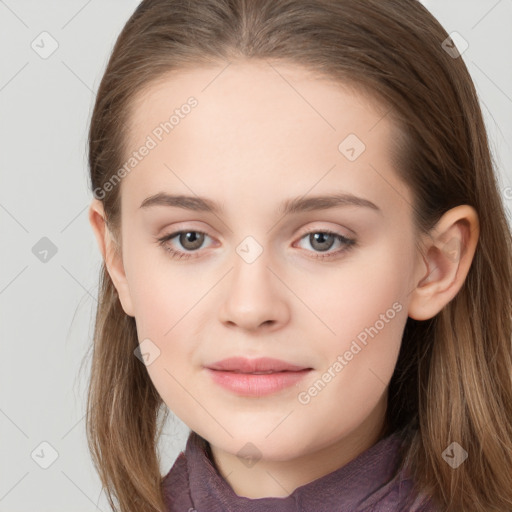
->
xmin=156 ymin=230 xmax=211 ymax=260
xmin=156 ymin=228 xmax=356 ymax=261
xmin=294 ymin=229 xmax=356 ymax=260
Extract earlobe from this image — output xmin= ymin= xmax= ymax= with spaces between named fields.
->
xmin=88 ymin=199 xmax=135 ymax=317
xmin=408 ymin=205 xmax=479 ymax=321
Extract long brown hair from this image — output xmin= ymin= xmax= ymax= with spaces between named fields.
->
xmin=85 ymin=1 xmax=512 ymax=510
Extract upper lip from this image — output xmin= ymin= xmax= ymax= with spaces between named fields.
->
xmin=206 ymin=357 xmax=311 ymax=373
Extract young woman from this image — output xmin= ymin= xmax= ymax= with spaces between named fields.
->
xmin=85 ymin=1 xmax=512 ymax=510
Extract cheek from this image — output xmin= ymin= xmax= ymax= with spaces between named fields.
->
xmin=294 ymin=242 xmax=410 ymax=405
xmin=130 ymin=275 xmax=203 ymax=377
xmin=125 ymin=255 xmax=209 ymax=411
xmin=125 ymin=238 xmax=208 ymax=335
xmin=297 ymin=239 xmax=413 ymax=344
xmin=130 ymin=278 xmax=199 ymax=422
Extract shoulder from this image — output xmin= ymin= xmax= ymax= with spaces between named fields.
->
xmin=355 ymin=471 xmax=440 ymax=512
xmin=354 ymin=427 xmax=441 ymax=512
xmin=161 ymin=451 xmax=194 ymax=511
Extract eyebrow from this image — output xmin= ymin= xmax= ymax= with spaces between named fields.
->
xmin=139 ymin=191 xmax=381 ymax=216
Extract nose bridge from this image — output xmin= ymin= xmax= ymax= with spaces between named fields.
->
xmin=230 ymin=233 xmax=275 ymax=298
xmin=218 ymin=231 xmax=288 ymax=330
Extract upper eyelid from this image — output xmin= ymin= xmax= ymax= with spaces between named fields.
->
xmin=161 ymin=219 xmax=354 ymax=236
xmin=161 ymin=226 xmax=354 ymax=247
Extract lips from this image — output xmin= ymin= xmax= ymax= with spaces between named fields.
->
xmin=205 ymin=357 xmax=313 ymax=397
xmin=206 ymin=356 xmax=311 ymax=373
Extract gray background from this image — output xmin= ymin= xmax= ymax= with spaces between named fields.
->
xmin=1 ymin=1 xmax=511 ymax=510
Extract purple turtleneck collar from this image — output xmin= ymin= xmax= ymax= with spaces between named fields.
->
xmin=162 ymin=427 xmax=437 ymax=511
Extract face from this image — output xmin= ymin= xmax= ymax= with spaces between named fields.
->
xmin=98 ymin=60 xmax=425 ymax=462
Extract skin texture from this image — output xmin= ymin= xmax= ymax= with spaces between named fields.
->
xmin=89 ymin=60 xmax=479 ymax=499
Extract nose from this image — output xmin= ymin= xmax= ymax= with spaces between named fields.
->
xmin=217 ymin=245 xmax=290 ymax=332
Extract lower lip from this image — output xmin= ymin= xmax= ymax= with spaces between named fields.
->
xmin=205 ymin=368 xmax=312 ymax=397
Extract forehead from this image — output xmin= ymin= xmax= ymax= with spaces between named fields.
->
xmin=120 ymin=60 xmax=411 ymax=218
xmin=127 ymin=59 xmax=390 ymax=147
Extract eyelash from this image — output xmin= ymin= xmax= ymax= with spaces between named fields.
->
xmin=155 ymin=228 xmax=356 ymax=261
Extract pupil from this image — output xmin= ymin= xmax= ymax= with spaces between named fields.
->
xmin=182 ymin=231 xmax=203 ymax=250
xmin=313 ymin=232 xmax=333 ymax=251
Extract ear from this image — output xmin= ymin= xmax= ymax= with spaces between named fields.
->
xmin=408 ymin=205 xmax=479 ymax=321
xmin=88 ymin=199 xmax=135 ymax=317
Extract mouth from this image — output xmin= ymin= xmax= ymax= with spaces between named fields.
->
xmin=206 ymin=356 xmax=312 ymax=373
xmin=222 ymin=370 xmax=299 ymax=374
xmin=204 ymin=357 xmax=313 ymax=397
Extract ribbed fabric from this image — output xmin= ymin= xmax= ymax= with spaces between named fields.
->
xmin=162 ymin=427 xmax=438 ymax=511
